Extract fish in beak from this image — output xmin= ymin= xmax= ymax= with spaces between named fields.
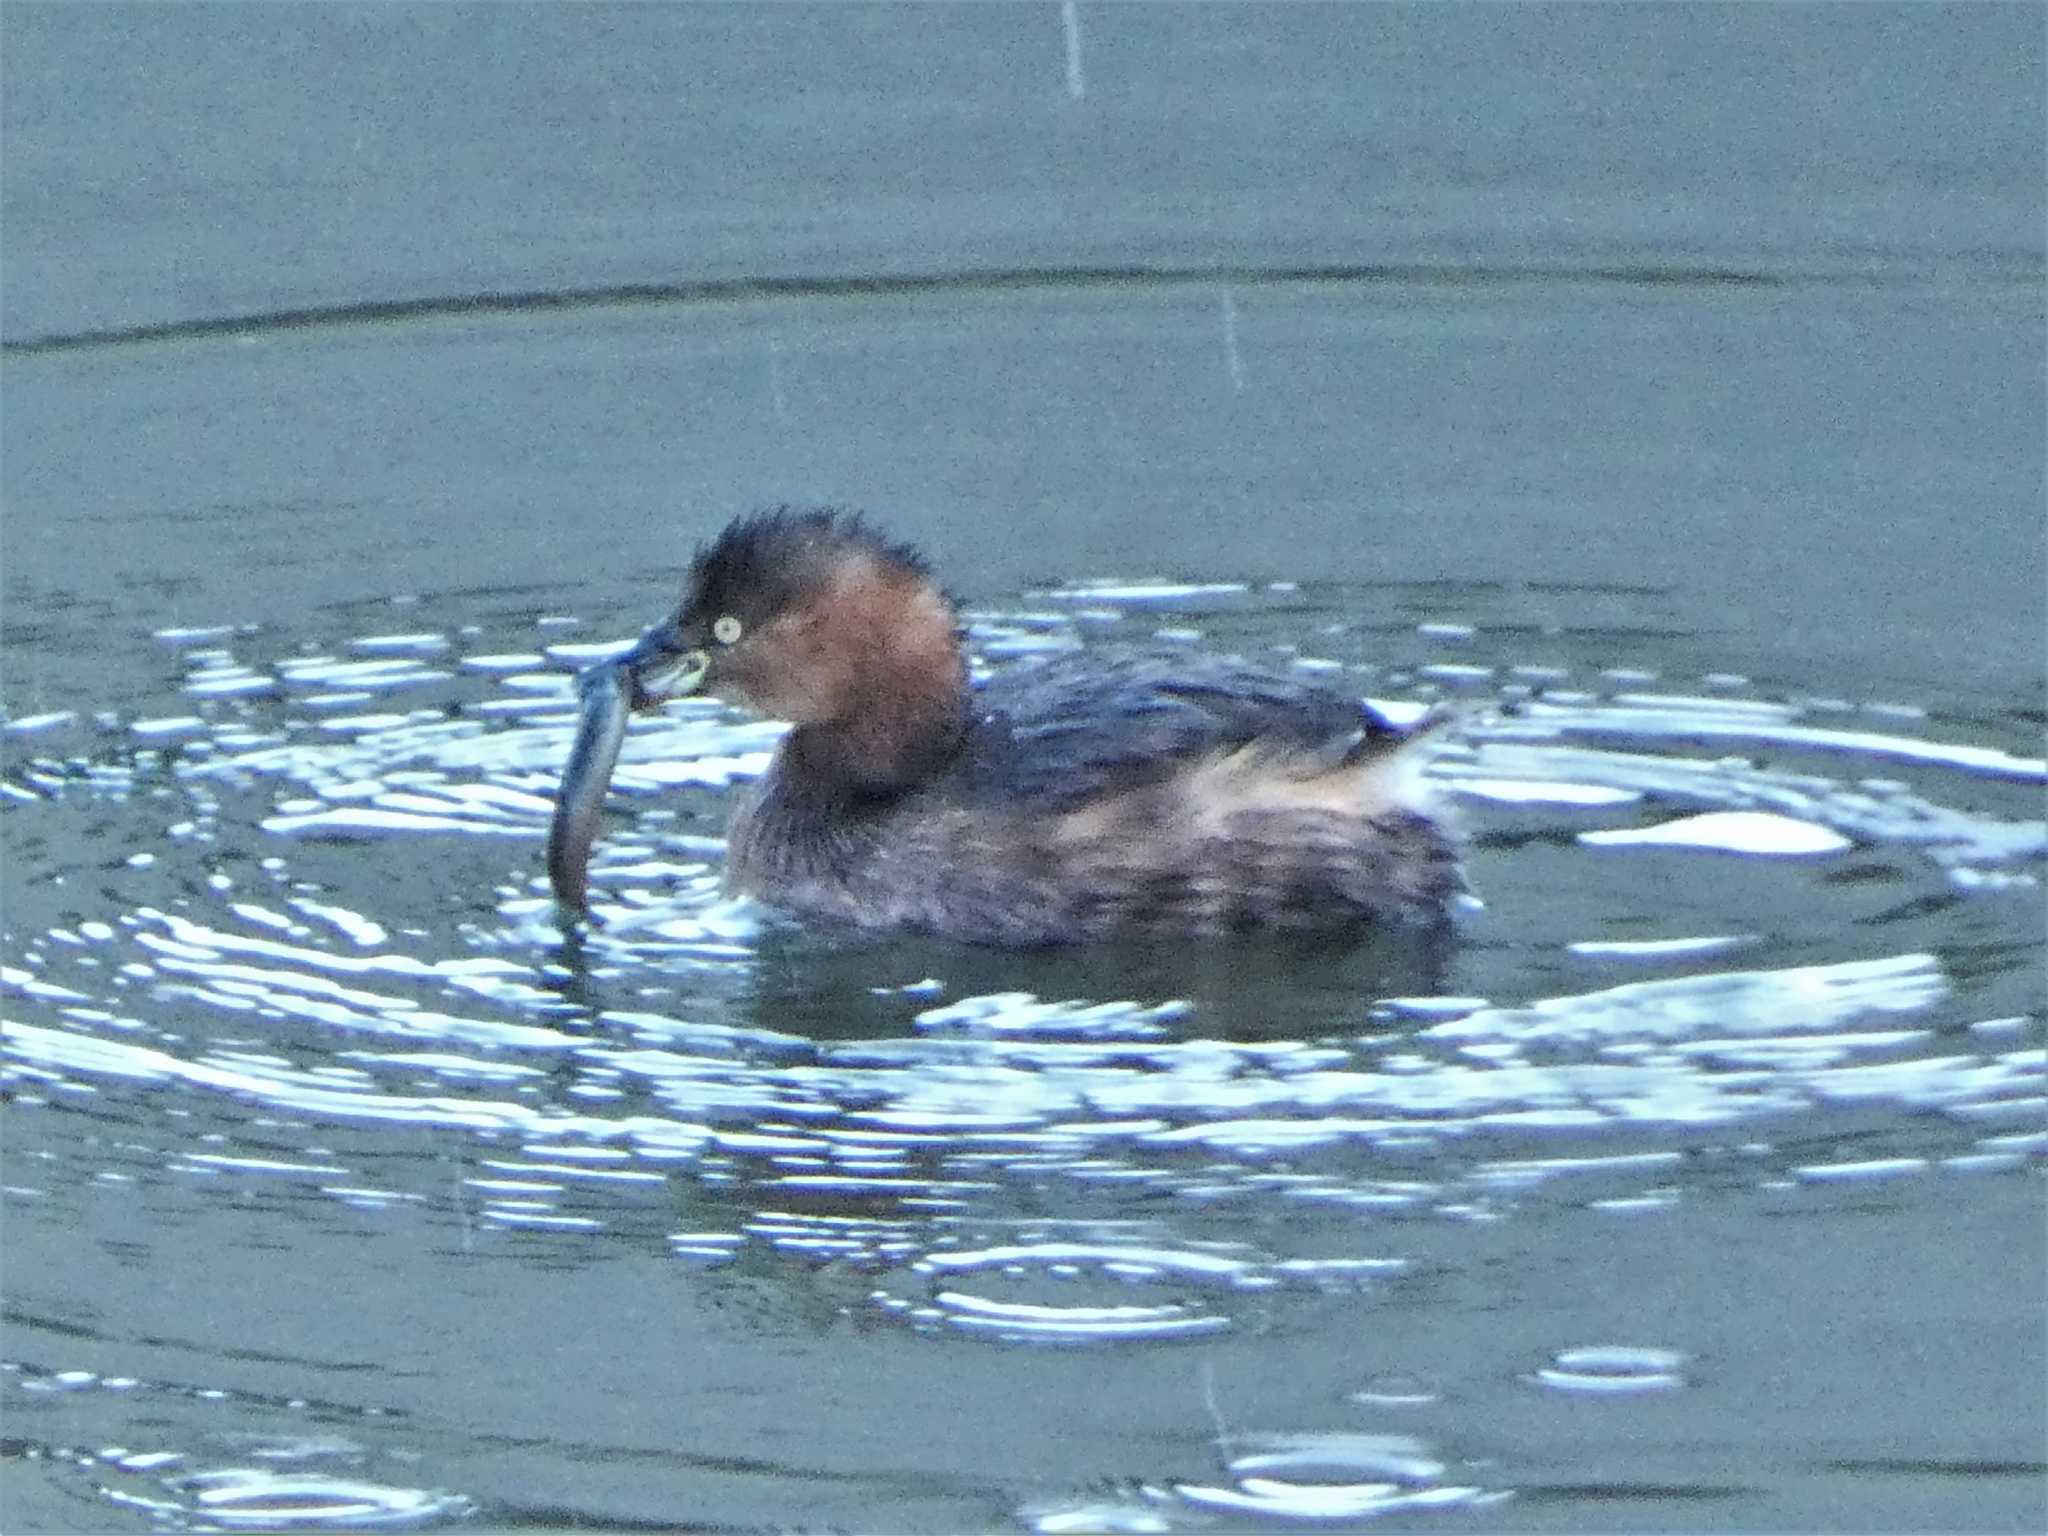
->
xmin=546 ymin=622 xmax=709 ymax=914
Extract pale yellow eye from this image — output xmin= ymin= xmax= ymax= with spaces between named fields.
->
xmin=711 ymin=614 xmax=743 ymax=646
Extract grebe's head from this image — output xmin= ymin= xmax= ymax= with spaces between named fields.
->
xmin=614 ymin=506 xmax=962 ymax=727
xmin=550 ymin=507 xmax=963 ymax=909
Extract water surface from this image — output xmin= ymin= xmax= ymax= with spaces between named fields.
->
xmin=3 ymin=5 xmax=2043 ymax=1533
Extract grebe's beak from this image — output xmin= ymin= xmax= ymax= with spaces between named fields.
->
xmin=612 ymin=622 xmax=710 ymax=708
xmin=546 ymin=621 xmax=709 ymax=916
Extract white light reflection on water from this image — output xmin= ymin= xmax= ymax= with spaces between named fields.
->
xmin=7 ymin=1363 xmax=475 ymax=1529
xmin=156 ymin=1466 xmax=472 ymax=1530
xmin=1580 ymin=809 xmax=1853 ymax=855
xmin=1529 ymin=1344 xmax=1690 ymax=1395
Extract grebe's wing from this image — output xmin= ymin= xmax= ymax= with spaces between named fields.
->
xmin=968 ymin=647 xmax=1409 ymax=809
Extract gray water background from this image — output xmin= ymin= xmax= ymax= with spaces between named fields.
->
xmin=3 ymin=4 xmax=2044 ymax=1533
xmin=6 ymin=2 xmax=2043 ymax=694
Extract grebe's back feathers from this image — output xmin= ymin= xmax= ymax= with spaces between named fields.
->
xmin=963 ymin=647 xmax=1412 ymax=812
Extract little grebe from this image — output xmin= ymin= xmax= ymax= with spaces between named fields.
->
xmin=548 ymin=508 xmax=1460 ymax=945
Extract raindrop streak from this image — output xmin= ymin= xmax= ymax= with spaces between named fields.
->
xmin=766 ymin=333 xmax=789 ymax=421
xmin=1220 ymin=288 xmax=1245 ymax=391
xmin=1060 ymin=1 xmax=1085 ymax=100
